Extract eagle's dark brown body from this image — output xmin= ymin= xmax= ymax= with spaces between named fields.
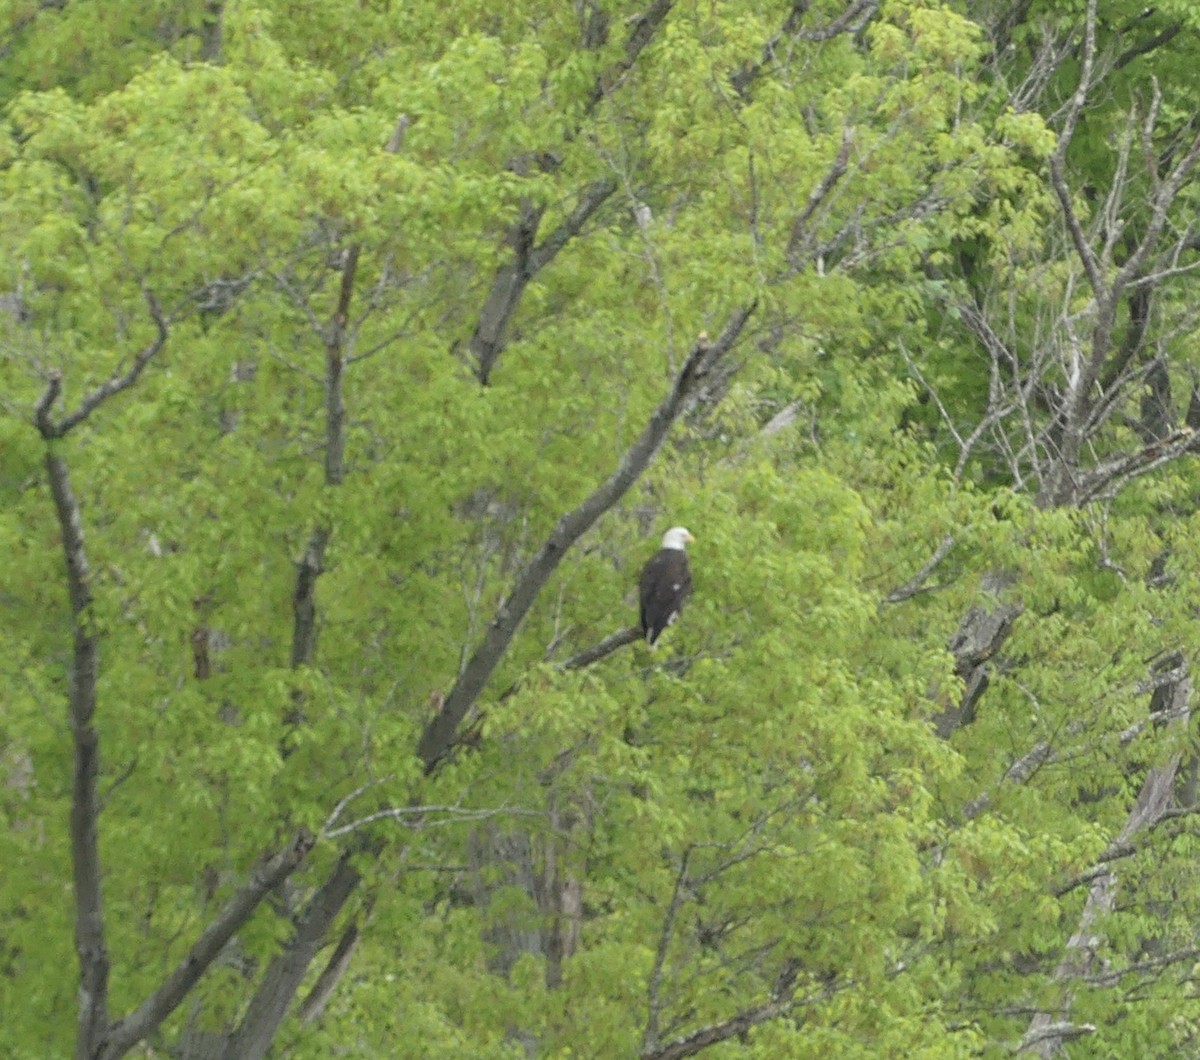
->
xmin=639 ymin=529 xmax=693 ymax=646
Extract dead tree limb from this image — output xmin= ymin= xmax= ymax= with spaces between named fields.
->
xmin=418 ymin=305 xmax=757 ymax=770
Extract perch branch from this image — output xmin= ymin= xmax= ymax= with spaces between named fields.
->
xmin=418 ymin=305 xmax=757 ymax=770
xmin=562 ymin=626 xmax=644 ymax=669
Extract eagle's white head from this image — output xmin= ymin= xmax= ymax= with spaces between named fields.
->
xmin=662 ymin=526 xmax=694 ymax=551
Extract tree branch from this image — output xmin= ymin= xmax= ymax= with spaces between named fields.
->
xmin=324 ymin=244 xmax=356 ymax=486
xmin=1047 ymin=0 xmax=1103 ymax=300
xmin=1021 ymin=659 xmax=1191 ymax=1056
xmin=937 ymin=572 xmax=1023 ymax=738
xmin=642 ymin=847 xmax=693 ymax=1054
xmin=418 ymin=306 xmax=757 ymax=770
xmin=732 ymin=1 xmax=879 ymax=95
xmin=34 ymin=368 xmax=63 ymax=438
xmin=786 ymin=128 xmax=854 ymax=268
xmin=288 ymin=116 xmax=409 ymax=686
xmin=795 ymin=0 xmax=878 ymax=41
xmin=1112 ymin=125 xmax=1200 ymax=295
xmin=38 ymin=292 xmax=169 ymax=439
xmin=43 ymin=447 xmax=109 ymax=1060
xmin=472 ymin=179 xmax=617 ymax=384
xmin=323 ymin=803 xmax=540 ymax=839
xmin=224 ymin=852 xmax=362 ymax=1060
xmin=1017 ymin=1021 xmax=1096 ymax=1052
xmin=642 ymin=996 xmax=794 ymax=1060
xmin=100 ymin=832 xmax=315 ymax=1059
xmin=882 ymin=534 xmax=956 ymax=604
xmin=1115 ymin=20 xmax=1183 ymax=71
xmin=1076 ymin=426 xmax=1200 ymax=503
xmin=297 ymin=917 xmax=361 ymax=1025
xmin=561 ymin=625 xmax=644 ymax=669
xmin=588 ymin=0 xmax=674 ymax=111
xmin=468 ymin=0 xmax=675 ymax=386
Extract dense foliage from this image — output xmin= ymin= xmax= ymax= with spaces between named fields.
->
xmin=4 ymin=0 xmax=1200 ymax=1056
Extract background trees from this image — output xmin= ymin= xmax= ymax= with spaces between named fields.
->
xmin=4 ymin=0 xmax=1200 ymax=1056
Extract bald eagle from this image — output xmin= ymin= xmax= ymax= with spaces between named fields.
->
xmin=639 ymin=527 xmax=694 ymax=647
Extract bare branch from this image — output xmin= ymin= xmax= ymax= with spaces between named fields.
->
xmin=321 ymin=776 xmax=393 ymax=836
xmin=324 ymin=804 xmax=542 ymax=840
xmin=101 ymin=832 xmax=315 ymax=1058
xmin=1017 ymin=1022 xmax=1097 ymax=1052
xmin=1076 ymin=427 xmax=1200 ymax=503
xmin=1113 ymin=126 xmax=1200 ymax=294
xmin=418 ymin=306 xmax=757 ymax=770
xmin=1047 ymin=0 xmax=1103 ymax=299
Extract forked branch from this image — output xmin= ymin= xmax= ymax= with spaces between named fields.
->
xmin=35 ymin=291 xmax=169 ymax=440
xmin=224 ymin=852 xmax=362 ymax=1060
xmin=471 ymin=179 xmax=617 ymax=384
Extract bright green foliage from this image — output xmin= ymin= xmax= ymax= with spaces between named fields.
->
xmin=5 ymin=1 xmax=1200 ymax=1058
